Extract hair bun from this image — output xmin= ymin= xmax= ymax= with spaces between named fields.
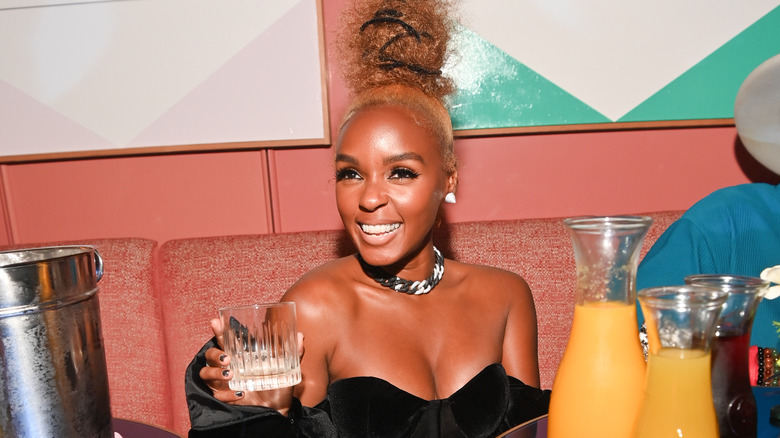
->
xmin=337 ymin=0 xmax=455 ymax=100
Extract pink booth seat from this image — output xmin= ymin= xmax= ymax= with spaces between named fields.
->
xmin=157 ymin=230 xmax=355 ymax=435
xmin=158 ymin=211 xmax=683 ymax=435
xmin=0 ymin=238 xmax=173 ymax=430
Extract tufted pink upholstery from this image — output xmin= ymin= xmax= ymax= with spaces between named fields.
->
xmin=157 ymin=231 xmax=356 ymax=434
xmin=91 ymin=238 xmax=174 ymax=429
xmin=157 ymin=211 xmax=683 ymax=435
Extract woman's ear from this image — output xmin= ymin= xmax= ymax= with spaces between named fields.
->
xmin=446 ymin=171 xmax=458 ymax=197
xmin=443 ymin=171 xmax=459 ymax=204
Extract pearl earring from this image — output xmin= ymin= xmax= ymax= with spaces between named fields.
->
xmin=444 ymin=193 xmax=457 ymax=204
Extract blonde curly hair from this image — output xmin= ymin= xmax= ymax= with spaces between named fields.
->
xmin=335 ymin=0 xmax=457 ymax=174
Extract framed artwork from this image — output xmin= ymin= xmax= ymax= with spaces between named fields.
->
xmin=0 ymin=0 xmax=329 ymax=162
xmin=447 ymin=1 xmax=780 ymax=135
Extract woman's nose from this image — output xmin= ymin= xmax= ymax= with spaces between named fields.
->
xmin=359 ymin=179 xmax=388 ymax=212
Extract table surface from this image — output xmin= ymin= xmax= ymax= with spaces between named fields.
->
xmin=500 ymin=387 xmax=780 ymax=438
xmin=112 ymin=418 xmax=183 ymax=438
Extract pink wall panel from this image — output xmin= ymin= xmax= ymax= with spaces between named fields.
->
xmin=447 ymin=126 xmax=756 ymax=223
xmin=268 ymin=147 xmax=342 ymax=233
xmin=3 ymin=151 xmax=272 ymax=245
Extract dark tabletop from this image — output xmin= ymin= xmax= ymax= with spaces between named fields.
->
xmin=112 ymin=418 xmax=182 ymax=438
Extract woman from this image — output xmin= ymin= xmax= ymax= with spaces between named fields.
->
xmin=186 ymin=1 xmax=549 ymax=436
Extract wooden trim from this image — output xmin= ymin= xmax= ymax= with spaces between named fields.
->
xmin=0 ymin=137 xmax=331 ymax=164
xmin=0 ymin=166 xmax=15 ymax=245
xmin=315 ymin=0 xmax=332 ymax=148
xmin=454 ymin=118 xmax=735 ymax=138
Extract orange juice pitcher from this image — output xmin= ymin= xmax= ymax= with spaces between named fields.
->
xmin=634 ymin=285 xmax=729 ymax=437
xmin=548 ymin=216 xmax=652 ymax=438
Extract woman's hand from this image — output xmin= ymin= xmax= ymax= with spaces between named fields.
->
xmin=199 ymin=318 xmax=304 ymax=415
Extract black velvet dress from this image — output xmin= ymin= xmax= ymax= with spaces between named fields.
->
xmin=186 ymin=338 xmax=550 ymax=438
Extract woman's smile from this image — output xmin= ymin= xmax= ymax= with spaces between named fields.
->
xmin=360 ymin=223 xmax=401 ymax=236
xmin=358 ymin=222 xmax=403 ymax=247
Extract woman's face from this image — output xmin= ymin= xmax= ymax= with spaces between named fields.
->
xmin=335 ymin=105 xmax=456 ymax=271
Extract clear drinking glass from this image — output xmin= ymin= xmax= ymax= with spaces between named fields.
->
xmin=219 ymin=302 xmax=301 ymax=391
xmin=685 ymin=274 xmax=770 ymax=438
xmin=635 ymin=285 xmax=729 ymax=438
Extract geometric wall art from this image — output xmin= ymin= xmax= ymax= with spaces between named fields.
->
xmin=0 ymin=0 xmax=329 ymax=161
xmin=448 ymin=1 xmax=780 ymax=134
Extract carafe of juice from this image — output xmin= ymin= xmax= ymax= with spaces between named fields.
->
xmin=634 ymin=285 xmax=729 ymax=438
xmin=548 ymin=216 xmax=652 ymax=438
xmin=685 ymin=274 xmax=770 ymax=438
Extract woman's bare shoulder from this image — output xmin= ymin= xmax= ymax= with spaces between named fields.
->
xmin=447 ymin=259 xmax=530 ymax=292
xmin=445 ymin=259 xmax=533 ymax=310
xmin=281 ymin=256 xmax=358 ymax=315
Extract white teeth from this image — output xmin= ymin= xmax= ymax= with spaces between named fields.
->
xmin=361 ymin=223 xmax=400 ymax=235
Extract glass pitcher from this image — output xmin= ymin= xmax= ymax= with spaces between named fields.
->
xmin=548 ymin=216 xmax=652 ymax=438
xmin=635 ymin=285 xmax=729 ymax=438
xmin=685 ymin=274 xmax=770 ymax=438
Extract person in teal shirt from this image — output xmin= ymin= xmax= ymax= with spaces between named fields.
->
xmin=636 ymin=182 xmax=780 ymax=348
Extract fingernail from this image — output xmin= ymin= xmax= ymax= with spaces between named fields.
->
xmin=235 ymin=391 xmax=244 ymax=398
xmin=219 ymin=354 xmax=227 ymax=362
xmin=222 ymin=369 xmax=230 ymax=377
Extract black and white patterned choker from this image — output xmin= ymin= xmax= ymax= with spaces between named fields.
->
xmin=358 ymin=246 xmax=444 ymax=295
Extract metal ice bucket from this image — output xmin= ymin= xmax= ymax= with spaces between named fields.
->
xmin=0 ymin=246 xmax=112 ymax=437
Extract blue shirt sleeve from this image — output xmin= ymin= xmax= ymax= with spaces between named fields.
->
xmin=637 ymin=218 xmax=718 ymax=291
xmin=636 ymin=183 xmax=780 ymax=348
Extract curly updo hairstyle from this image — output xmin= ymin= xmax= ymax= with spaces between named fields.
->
xmin=336 ymin=0 xmax=457 ymax=174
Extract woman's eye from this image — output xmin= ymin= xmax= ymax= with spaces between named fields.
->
xmin=390 ymin=168 xmax=419 ymax=179
xmin=335 ymin=168 xmax=361 ymax=181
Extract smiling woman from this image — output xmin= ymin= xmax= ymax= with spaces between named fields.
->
xmin=185 ymin=1 xmax=550 ymax=436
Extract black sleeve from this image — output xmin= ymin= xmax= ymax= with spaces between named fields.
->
xmin=185 ymin=337 xmax=338 ymax=438
xmin=502 ymin=377 xmax=551 ymax=430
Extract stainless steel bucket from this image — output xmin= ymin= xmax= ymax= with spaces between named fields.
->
xmin=0 ymin=246 xmax=112 ymax=437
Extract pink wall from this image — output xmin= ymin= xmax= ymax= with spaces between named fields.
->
xmin=0 ymin=152 xmax=273 ymax=245
xmin=1 ymin=0 xmax=777 ymax=247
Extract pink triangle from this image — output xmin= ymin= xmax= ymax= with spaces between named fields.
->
xmin=0 ymin=79 xmax=116 ymax=158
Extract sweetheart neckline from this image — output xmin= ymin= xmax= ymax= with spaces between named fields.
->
xmin=327 ymin=363 xmax=506 ymax=402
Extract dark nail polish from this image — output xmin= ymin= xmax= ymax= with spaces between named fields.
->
xmin=222 ymin=369 xmax=229 ymax=377
xmin=219 ymin=354 xmax=227 ymax=362
xmin=235 ymin=391 xmax=244 ymax=397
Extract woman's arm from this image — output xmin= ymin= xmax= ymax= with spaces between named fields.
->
xmin=282 ymin=275 xmax=342 ymax=407
xmin=186 ymin=337 xmax=337 ymax=437
xmin=499 ymin=273 xmax=541 ymax=388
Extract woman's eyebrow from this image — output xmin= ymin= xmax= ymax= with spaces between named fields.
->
xmin=335 ymin=153 xmax=358 ymax=164
xmin=384 ymin=152 xmax=424 ymax=165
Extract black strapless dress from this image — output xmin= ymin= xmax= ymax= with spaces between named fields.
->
xmin=187 ymin=338 xmax=550 ymax=438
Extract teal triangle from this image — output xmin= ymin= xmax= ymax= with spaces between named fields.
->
xmin=446 ymin=26 xmax=610 ymax=130
xmin=620 ymin=6 xmax=780 ymax=122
